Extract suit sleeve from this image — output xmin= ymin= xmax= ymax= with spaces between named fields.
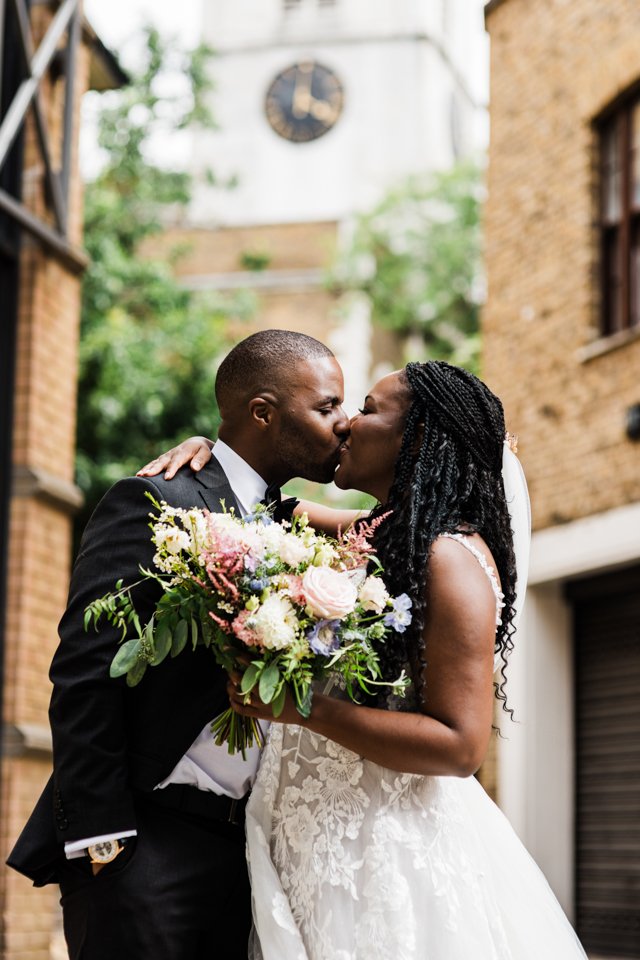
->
xmin=48 ymin=477 xmax=163 ymax=844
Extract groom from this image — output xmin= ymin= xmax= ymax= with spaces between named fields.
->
xmin=8 ymin=329 xmax=349 ymax=960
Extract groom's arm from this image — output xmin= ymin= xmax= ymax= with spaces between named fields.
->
xmin=48 ymin=477 xmax=163 ymax=849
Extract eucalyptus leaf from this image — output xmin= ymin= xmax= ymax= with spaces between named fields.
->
xmin=271 ymin=683 xmax=286 ymax=718
xmin=110 ymin=638 xmax=142 ymax=678
xmin=151 ymin=619 xmax=172 ymax=666
xmin=171 ymin=618 xmax=189 ymax=658
xmin=241 ymin=663 xmax=260 ymax=694
xmin=126 ymin=658 xmax=148 ymax=687
xmin=259 ymin=663 xmax=281 ymax=704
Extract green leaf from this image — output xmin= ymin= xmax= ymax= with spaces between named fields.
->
xmin=258 ymin=662 xmax=281 ymax=704
xmin=83 ymin=608 xmax=93 ymax=632
xmin=110 ymin=638 xmax=142 ymax=678
xmin=171 ymin=618 xmax=189 ymax=658
xmin=240 ymin=663 xmax=261 ymax=694
xmin=271 ymin=683 xmax=286 ymax=718
xmin=126 ymin=658 xmax=148 ymax=687
xmin=151 ymin=618 xmax=172 ymax=666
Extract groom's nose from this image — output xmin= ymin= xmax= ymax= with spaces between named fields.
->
xmin=334 ymin=407 xmax=350 ymax=440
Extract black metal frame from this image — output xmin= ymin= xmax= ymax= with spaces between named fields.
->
xmin=0 ymin=0 xmax=84 ymax=271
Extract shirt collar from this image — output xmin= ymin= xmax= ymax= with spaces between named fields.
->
xmin=211 ymin=439 xmax=268 ymax=516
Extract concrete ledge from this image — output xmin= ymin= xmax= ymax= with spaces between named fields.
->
xmin=2 ymin=723 xmax=52 ymax=759
xmin=12 ymin=465 xmax=84 ymax=515
xmin=529 ymin=501 xmax=640 ymax=585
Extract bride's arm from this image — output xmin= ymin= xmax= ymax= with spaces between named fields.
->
xmin=229 ymin=536 xmax=498 ymax=778
xmin=294 ymin=501 xmax=367 ymax=536
xmin=137 ymin=438 xmax=368 ymax=535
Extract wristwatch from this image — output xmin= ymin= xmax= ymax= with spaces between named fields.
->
xmin=87 ymin=838 xmax=126 ymax=865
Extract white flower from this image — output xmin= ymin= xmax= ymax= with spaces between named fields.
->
xmin=154 ymin=524 xmax=192 ymax=555
xmin=358 ymin=576 xmax=390 ymax=613
xmin=251 ymin=594 xmax=299 ymax=651
xmin=278 ymin=533 xmax=315 ymax=568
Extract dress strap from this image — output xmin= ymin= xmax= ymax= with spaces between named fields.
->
xmin=440 ymin=533 xmax=505 ymax=626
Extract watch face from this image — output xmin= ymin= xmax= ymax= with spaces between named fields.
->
xmin=265 ymin=61 xmax=344 ymax=143
xmin=88 ymin=839 xmax=121 ymax=863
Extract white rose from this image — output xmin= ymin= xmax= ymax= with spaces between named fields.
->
xmin=278 ymin=533 xmax=315 ymax=568
xmin=302 ymin=567 xmax=358 ymax=620
xmin=251 ymin=594 xmax=299 ymax=651
xmin=358 ymin=575 xmax=390 ymax=614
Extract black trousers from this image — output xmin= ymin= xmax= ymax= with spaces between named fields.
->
xmin=58 ymin=796 xmax=251 ymax=960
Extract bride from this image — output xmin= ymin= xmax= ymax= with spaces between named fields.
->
xmin=144 ymin=360 xmax=587 ymax=960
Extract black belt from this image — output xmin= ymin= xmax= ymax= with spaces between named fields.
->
xmin=142 ymin=784 xmax=248 ymax=826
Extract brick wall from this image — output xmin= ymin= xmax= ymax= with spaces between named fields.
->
xmin=483 ymin=0 xmax=640 ymax=531
xmin=1 ymin=12 xmax=90 ymax=959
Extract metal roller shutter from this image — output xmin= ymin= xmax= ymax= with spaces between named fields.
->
xmin=568 ymin=566 xmax=640 ymax=959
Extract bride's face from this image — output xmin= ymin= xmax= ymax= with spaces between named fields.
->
xmin=334 ymin=371 xmax=411 ymax=501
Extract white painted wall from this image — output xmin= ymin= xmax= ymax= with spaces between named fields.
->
xmin=191 ymin=0 xmax=488 ymax=226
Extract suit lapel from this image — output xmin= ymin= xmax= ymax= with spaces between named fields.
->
xmin=194 ymin=457 xmax=241 ymax=516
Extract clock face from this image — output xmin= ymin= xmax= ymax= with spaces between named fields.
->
xmin=265 ymin=61 xmax=344 ymax=143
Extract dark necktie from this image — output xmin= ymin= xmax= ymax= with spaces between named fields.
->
xmin=261 ymin=482 xmax=299 ymax=523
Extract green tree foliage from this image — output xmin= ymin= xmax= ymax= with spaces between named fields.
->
xmin=77 ymin=29 xmax=253 ymax=534
xmin=331 ymin=161 xmax=483 ymax=372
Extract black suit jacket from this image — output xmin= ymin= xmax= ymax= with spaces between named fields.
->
xmin=7 ymin=458 xmax=240 ymax=885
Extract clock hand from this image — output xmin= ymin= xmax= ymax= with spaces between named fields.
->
xmin=308 ymin=98 xmax=338 ymax=123
xmin=292 ymin=64 xmax=313 ymax=118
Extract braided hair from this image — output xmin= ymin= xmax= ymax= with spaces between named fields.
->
xmin=371 ymin=360 xmax=517 ymax=713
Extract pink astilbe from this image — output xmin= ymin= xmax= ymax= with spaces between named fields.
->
xmin=337 ymin=512 xmax=392 ymax=569
xmin=208 ymin=610 xmax=232 ymax=633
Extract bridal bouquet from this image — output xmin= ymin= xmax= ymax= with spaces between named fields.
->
xmin=85 ymin=494 xmax=412 ymax=756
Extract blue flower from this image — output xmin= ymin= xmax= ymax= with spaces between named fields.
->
xmin=383 ymin=593 xmax=413 ymax=633
xmin=306 ymin=619 xmax=341 ymax=656
xmin=242 ymin=504 xmax=273 ymax=525
xmin=248 ymin=577 xmax=268 ymax=593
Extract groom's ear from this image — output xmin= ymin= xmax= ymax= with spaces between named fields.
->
xmin=249 ymin=396 xmax=276 ymax=429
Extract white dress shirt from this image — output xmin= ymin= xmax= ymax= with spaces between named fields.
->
xmin=65 ymin=440 xmax=269 ymax=857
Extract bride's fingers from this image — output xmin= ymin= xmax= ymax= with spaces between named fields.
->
xmin=136 ymin=452 xmax=173 ymax=477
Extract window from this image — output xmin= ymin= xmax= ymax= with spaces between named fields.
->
xmin=599 ymin=94 xmax=640 ymax=335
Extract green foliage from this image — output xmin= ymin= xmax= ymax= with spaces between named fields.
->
xmin=331 ymin=160 xmax=484 ymax=372
xmin=77 ymin=27 xmax=254 ymax=535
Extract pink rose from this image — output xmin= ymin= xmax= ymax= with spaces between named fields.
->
xmin=302 ymin=567 xmax=358 ymax=620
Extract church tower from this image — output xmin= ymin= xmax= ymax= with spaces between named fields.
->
xmin=161 ymin=0 xmax=487 ymax=411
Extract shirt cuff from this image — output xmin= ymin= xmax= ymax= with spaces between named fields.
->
xmin=64 ymin=830 xmax=138 ymax=859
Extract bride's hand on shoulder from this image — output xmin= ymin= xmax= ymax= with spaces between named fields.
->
xmin=137 ymin=437 xmax=213 ymax=480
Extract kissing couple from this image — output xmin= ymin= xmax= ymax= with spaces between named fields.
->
xmin=9 ymin=329 xmax=587 ymax=959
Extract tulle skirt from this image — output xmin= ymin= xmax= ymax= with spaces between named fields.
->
xmin=245 ymin=724 xmax=588 ymax=960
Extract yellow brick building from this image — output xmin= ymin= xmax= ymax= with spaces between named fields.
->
xmin=483 ymin=1 xmax=640 ymax=957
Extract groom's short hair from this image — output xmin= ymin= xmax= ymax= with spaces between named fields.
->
xmin=215 ymin=329 xmax=334 ymax=413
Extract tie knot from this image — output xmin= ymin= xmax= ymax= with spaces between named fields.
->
xmin=262 ymin=482 xmax=281 ymax=509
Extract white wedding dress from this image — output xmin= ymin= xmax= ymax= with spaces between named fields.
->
xmin=245 ymin=536 xmax=588 ymax=960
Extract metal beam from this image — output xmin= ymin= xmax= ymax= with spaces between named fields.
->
xmin=0 ymin=0 xmax=79 ymax=172
xmin=0 ymin=187 xmax=87 ymax=272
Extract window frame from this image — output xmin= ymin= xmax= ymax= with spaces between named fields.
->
xmin=598 ymin=89 xmax=640 ymax=337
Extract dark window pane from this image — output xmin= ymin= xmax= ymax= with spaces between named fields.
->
xmin=630 ymin=218 xmax=640 ymax=328
xmin=603 ymin=228 xmax=623 ymax=334
xmin=632 ymin=101 xmax=640 ymax=210
xmin=602 ymin=119 xmax=622 ymax=224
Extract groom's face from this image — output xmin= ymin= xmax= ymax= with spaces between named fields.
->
xmin=272 ymin=357 xmax=350 ymax=483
